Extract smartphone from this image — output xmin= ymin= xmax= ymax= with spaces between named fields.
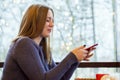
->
xmin=85 ymin=43 xmax=98 ymax=51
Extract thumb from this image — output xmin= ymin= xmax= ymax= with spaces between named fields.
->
xmin=78 ymin=45 xmax=86 ymax=49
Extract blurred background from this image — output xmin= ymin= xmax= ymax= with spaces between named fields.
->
xmin=0 ymin=0 xmax=120 ymax=79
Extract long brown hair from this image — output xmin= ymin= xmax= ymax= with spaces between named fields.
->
xmin=13 ymin=4 xmax=53 ymax=64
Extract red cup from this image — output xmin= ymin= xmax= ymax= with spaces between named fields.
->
xmin=96 ymin=74 xmax=109 ymax=80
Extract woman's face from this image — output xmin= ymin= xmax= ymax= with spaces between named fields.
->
xmin=41 ymin=9 xmax=54 ymax=37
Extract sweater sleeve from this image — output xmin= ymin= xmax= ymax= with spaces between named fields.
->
xmin=14 ymin=38 xmax=78 ymax=80
xmin=50 ymin=56 xmax=79 ymax=80
xmin=61 ymin=62 xmax=79 ymax=80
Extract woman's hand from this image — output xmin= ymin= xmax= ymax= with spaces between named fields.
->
xmin=71 ymin=45 xmax=95 ymax=61
xmin=83 ymin=46 xmax=96 ymax=61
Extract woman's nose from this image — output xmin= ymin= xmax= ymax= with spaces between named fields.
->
xmin=49 ymin=21 xmax=54 ymax=27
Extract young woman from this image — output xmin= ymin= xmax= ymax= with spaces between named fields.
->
xmin=1 ymin=4 xmax=95 ymax=80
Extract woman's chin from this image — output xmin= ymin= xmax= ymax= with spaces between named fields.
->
xmin=44 ymin=34 xmax=50 ymax=37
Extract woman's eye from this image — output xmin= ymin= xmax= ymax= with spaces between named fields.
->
xmin=46 ymin=19 xmax=50 ymax=22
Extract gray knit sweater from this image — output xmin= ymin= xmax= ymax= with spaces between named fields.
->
xmin=1 ymin=37 xmax=79 ymax=80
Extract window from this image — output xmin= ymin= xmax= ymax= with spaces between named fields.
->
xmin=0 ymin=0 xmax=120 ymax=79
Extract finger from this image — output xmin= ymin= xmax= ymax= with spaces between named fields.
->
xmin=87 ymin=48 xmax=96 ymax=53
xmin=86 ymin=53 xmax=93 ymax=58
xmin=83 ymin=58 xmax=89 ymax=61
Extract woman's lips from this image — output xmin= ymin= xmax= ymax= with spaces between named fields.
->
xmin=48 ymin=29 xmax=52 ymax=33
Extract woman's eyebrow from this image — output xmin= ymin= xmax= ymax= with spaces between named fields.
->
xmin=47 ymin=17 xmax=52 ymax=19
xmin=47 ymin=17 xmax=54 ymax=21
